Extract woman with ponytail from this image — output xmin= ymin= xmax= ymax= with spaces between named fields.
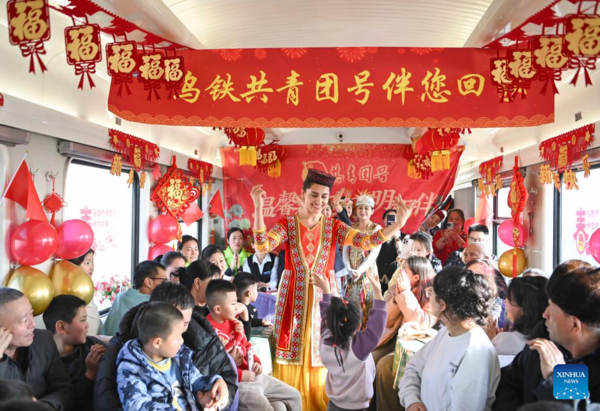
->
xmin=312 ymin=269 xmax=387 ymax=411
xmin=399 ymin=266 xmax=501 ymax=411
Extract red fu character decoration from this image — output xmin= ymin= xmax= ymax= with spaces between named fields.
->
xmin=564 ymin=14 xmax=600 ymax=87
xmin=106 ymin=41 xmax=138 ymax=96
xmin=108 ymin=129 xmax=160 ymax=189
xmin=7 ymin=0 xmax=51 ymax=74
xmin=220 ymin=127 xmax=266 ymax=166
xmin=152 ymin=155 xmax=200 ymax=219
xmin=64 ymin=24 xmax=102 ymax=89
xmin=138 ymin=51 xmax=165 ymax=101
xmin=163 ymin=55 xmax=185 ymax=100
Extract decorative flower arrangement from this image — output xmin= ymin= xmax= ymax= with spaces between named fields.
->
xmin=94 ymin=276 xmax=131 ymax=304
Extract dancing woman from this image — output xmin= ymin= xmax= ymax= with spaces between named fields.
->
xmin=251 ymin=169 xmax=414 ymax=411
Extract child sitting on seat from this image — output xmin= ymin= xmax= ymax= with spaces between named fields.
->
xmin=205 ymin=279 xmax=301 ymax=411
xmin=233 ymin=272 xmax=273 ymax=340
xmin=43 ymin=295 xmax=106 ymax=411
xmin=312 ymin=270 xmax=387 ymax=411
xmin=116 ymin=302 xmax=228 ymax=411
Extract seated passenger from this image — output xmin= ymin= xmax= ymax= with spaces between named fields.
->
xmin=0 ymin=288 xmax=74 ymax=410
xmin=242 ymin=243 xmax=279 ymax=291
xmin=224 ymin=228 xmax=251 ymax=276
xmin=43 ymin=295 xmax=106 ymax=411
xmin=444 ymin=224 xmax=492 ymax=267
xmin=0 ymin=378 xmax=35 ymax=401
xmin=161 ymin=251 xmax=187 ymax=283
xmin=205 ymin=280 xmax=301 ymax=411
xmin=202 ymin=244 xmax=235 ymax=280
xmin=116 ymin=302 xmax=228 ymax=411
xmin=101 ymin=261 xmax=167 ymax=336
xmin=493 ymin=266 xmax=600 ymax=410
xmin=409 ymin=231 xmax=443 ymax=273
xmin=94 ymin=281 xmax=239 ymax=411
xmin=178 ymin=235 xmax=200 ymax=265
xmin=232 ymin=273 xmax=272 ymax=341
xmin=466 ymin=259 xmax=507 ymax=327
xmin=68 ymin=250 xmax=102 ymax=336
xmin=179 ymin=260 xmax=223 ymax=316
xmin=399 ymin=267 xmax=500 ymax=411
xmin=486 ymin=276 xmax=548 ymax=356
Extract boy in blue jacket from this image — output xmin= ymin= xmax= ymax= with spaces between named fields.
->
xmin=116 ymin=302 xmax=228 ymax=411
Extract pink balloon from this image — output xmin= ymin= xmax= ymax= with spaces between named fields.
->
xmin=464 ymin=218 xmax=476 ymax=233
xmin=149 ymin=215 xmax=179 ymax=245
xmin=11 ymin=220 xmax=58 ymax=266
xmin=148 ymin=244 xmax=173 ymax=260
xmin=498 ymin=220 xmax=529 ymax=247
xmin=590 ymin=229 xmax=600 ymax=264
xmin=55 ymin=220 xmax=94 ymax=260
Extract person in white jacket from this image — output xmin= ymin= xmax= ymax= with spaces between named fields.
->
xmin=399 ymin=266 xmax=501 ymax=411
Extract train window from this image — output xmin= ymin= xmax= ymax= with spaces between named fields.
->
xmin=560 ymin=168 xmax=599 ymax=265
xmin=64 ymin=162 xmax=135 ymax=310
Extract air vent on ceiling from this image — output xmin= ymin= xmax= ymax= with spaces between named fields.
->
xmin=0 ymin=125 xmax=31 ymax=147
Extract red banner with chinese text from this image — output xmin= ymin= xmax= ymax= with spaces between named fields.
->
xmin=221 ymin=144 xmax=463 ymax=237
xmin=108 ymin=47 xmax=554 ymax=129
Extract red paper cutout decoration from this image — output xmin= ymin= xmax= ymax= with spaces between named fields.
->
xmin=187 ymin=159 xmax=213 ymax=185
xmin=138 ymin=51 xmax=165 ymax=101
xmin=108 ymin=129 xmax=160 ymax=172
xmin=7 ymin=0 xmax=51 ymax=74
xmin=106 ymin=41 xmax=138 ymax=96
xmin=531 ymin=36 xmax=568 ymax=95
xmin=220 ymin=128 xmax=266 ymax=166
xmin=564 ymin=14 xmax=600 ymax=87
xmin=64 ymin=24 xmax=102 ymax=89
xmin=507 ymin=156 xmax=527 ymax=277
xmin=163 ymin=55 xmax=185 ymax=100
xmin=42 ymin=175 xmax=67 ymax=226
xmin=151 ymin=156 xmax=200 ymax=219
xmin=256 ymin=143 xmax=286 ymax=178
xmin=490 ymin=56 xmax=517 ymax=102
xmin=478 ymin=156 xmax=504 ymax=198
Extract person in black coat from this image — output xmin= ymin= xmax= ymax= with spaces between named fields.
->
xmin=93 ymin=282 xmax=239 ymax=411
xmin=0 ymin=289 xmax=74 ymax=411
xmin=493 ymin=266 xmax=600 ymax=410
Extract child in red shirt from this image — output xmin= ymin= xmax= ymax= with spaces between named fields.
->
xmin=205 ymin=280 xmax=301 ymax=410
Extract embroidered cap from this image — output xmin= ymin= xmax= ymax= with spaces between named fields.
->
xmin=304 ymin=168 xmax=336 ymax=189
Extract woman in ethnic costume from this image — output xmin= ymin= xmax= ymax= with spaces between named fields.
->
xmin=343 ymin=192 xmax=382 ymax=330
xmin=251 ymin=169 xmax=414 ymax=411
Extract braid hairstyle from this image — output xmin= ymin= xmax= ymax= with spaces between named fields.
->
xmin=326 ymin=296 xmax=362 ymax=372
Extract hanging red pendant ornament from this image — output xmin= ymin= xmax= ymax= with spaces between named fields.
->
xmin=7 ymin=0 xmax=51 ymax=74
xmin=564 ymin=14 xmax=600 ymax=87
xmin=138 ymin=51 xmax=165 ymax=101
xmin=219 ymin=127 xmax=266 ymax=166
xmin=531 ymin=36 xmax=568 ymax=95
xmin=152 ymin=162 xmax=162 ymax=181
xmin=412 ymin=128 xmax=461 ymax=172
xmin=187 ymin=159 xmax=213 ymax=185
xmin=256 ymin=143 xmax=286 ymax=178
xmin=106 ymin=41 xmax=138 ymax=96
xmin=108 ymin=129 xmax=160 ymax=173
xmin=490 ymin=56 xmax=516 ymax=103
xmin=506 ymin=49 xmax=538 ymax=98
xmin=507 ymin=156 xmax=527 ymax=277
xmin=42 ymin=175 xmax=67 ymax=226
xmin=151 ymin=155 xmax=200 ymax=219
xmin=64 ymin=24 xmax=102 ymax=90
xmin=163 ymin=55 xmax=185 ymax=100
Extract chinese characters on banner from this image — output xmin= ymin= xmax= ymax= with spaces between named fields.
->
xmin=108 ymin=129 xmax=160 ymax=188
xmin=538 ymin=123 xmax=595 ymax=191
xmin=108 ymin=47 xmax=555 ymax=129
xmin=221 ymin=144 xmax=463 ymax=235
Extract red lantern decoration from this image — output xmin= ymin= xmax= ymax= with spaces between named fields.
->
xmin=187 ymin=159 xmax=213 ymax=185
xmin=256 ymin=143 xmax=286 ymax=178
xmin=138 ymin=51 xmax=165 ymax=100
xmin=413 ymin=128 xmax=461 ymax=172
xmin=106 ymin=41 xmax=138 ymax=96
xmin=151 ymin=155 xmax=200 ymax=219
xmin=221 ymin=128 xmax=266 ymax=166
xmin=64 ymin=24 xmax=102 ymax=89
xmin=7 ymin=0 xmax=51 ymax=74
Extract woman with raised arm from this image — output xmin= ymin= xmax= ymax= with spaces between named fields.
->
xmin=251 ymin=168 xmax=414 ymax=411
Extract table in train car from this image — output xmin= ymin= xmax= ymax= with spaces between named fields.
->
xmin=254 ymin=291 xmax=277 ymax=323
xmin=251 ymin=327 xmax=274 ymax=375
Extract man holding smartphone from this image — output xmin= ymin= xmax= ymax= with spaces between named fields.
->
xmin=376 ymin=209 xmax=405 ymax=292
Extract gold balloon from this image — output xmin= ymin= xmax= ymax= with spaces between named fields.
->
xmin=498 ymin=248 xmax=528 ymax=277
xmin=7 ymin=266 xmax=54 ymax=316
xmin=50 ymin=260 xmax=94 ymax=305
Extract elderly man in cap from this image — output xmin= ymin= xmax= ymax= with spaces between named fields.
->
xmin=493 ymin=267 xmax=600 ymax=410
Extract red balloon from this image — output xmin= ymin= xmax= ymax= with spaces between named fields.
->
xmin=149 ymin=244 xmax=173 ymax=260
xmin=464 ymin=218 xmax=476 ymax=234
xmin=11 ymin=220 xmax=58 ymax=266
xmin=149 ymin=215 xmax=179 ymax=245
xmin=590 ymin=229 xmax=600 ymax=264
xmin=498 ymin=220 xmax=529 ymax=247
xmin=55 ymin=220 xmax=94 ymax=260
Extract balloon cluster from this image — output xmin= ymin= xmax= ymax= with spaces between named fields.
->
xmin=148 ymin=215 xmax=179 ymax=260
xmin=7 ymin=219 xmax=95 ymax=315
xmin=497 ymin=220 xmax=529 ymax=277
